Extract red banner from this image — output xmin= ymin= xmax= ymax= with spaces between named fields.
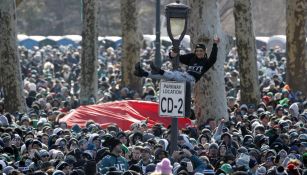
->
xmin=60 ymin=100 xmax=192 ymax=131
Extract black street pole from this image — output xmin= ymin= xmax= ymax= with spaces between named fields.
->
xmin=170 ymin=115 xmax=178 ymax=154
xmin=170 ymin=41 xmax=180 ymax=155
xmin=165 ymin=0 xmax=189 ymax=155
xmin=155 ymin=0 xmax=161 ymax=67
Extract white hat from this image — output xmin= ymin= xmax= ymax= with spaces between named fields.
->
xmin=0 ymin=160 xmax=7 ymax=169
xmin=28 ymin=83 xmax=37 ymax=91
xmin=256 ymin=166 xmax=266 ymax=175
xmin=53 ymin=128 xmax=63 ymax=135
xmin=0 ymin=115 xmax=9 ymax=126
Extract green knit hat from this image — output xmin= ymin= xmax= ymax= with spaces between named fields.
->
xmin=220 ymin=163 xmax=233 ymax=174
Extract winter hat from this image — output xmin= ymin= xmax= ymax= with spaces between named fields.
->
xmin=262 ymin=96 xmax=271 ymax=105
xmin=32 ymin=139 xmax=43 ymax=148
xmin=116 ymin=132 xmax=127 ymax=139
xmin=21 ymin=115 xmax=30 ymax=123
xmin=236 ymin=153 xmax=250 ymax=167
xmin=71 ymin=124 xmax=82 ymax=133
xmin=3 ymin=166 xmax=14 ymax=175
xmin=220 ymin=163 xmax=233 ymax=174
xmin=51 ymin=150 xmax=64 ymax=159
xmin=299 ymin=134 xmax=307 ymax=142
xmin=290 ymin=145 xmax=299 ymax=153
xmin=254 ymin=134 xmax=267 ymax=145
xmin=257 ymin=108 xmax=265 ymax=114
xmin=83 ymin=150 xmax=94 ymax=160
xmin=53 ymin=128 xmax=63 ymax=135
xmin=195 ymin=44 xmax=206 ymax=50
xmin=37 ymin=117 xmax=47 ymax=126
xmin=287 ymin=163 xmax=300 ymax=175
xmin=289 ymin=103 xmax=299 ymax=118
xmin=275 ymin=93 xmax=283 ymax=101
xmin=55 ymin=138 xmax=66 ymax=146
xmin=255 ymin=166 xmax=267 ymax=175
xmin=132 ymin=132 xmax=143 ymax=143
xmin=240 ymin=104 xmax=248 ymax=111
xmin=0 ymin=160 xmax=7 ymax=169
xmin=143 ymin=132 xmax=155 ymax=142
xmin=266 ymin=149 xmax=277 ymax=157
xmin=278 ymin=149 xmax=288 ymax=158
xmin=221 ymin=132 xmax=231 ymax=140
xmin=28 ymin=83 xmax=37 ymax=91
xmin=64 ymin=155 xmax=77 ymax=166
xmin=243 ymin=135 xmax=253 ymax=143
xmin=279 ymin=98 xmax=289 ymax=107
xmin=56 ymin=161 xmax=69 ymax=170
xmin=275 ymin=104 xmax=283 ymax=112
xmin=238 ymin=147 xmax=248 ymax=154
xmin=52 ymin=170 xmax=65 ymax=175
xmin=0 ymin=115 xmax=9 ymax=126
xmin=209 ymin=143 xmax=219 ymax=150
xmin=159 ymin=139 xmax=169 ymax=151
xmin=156 ymin=158 xmax=173 ymax=174
xmin=276 ymin=166 xmax=287 ymax=175
xmin=88 ymin=133 xmax=99 ymax=145
xmin=271 ymin=142 xmax=284 ymax=152
xmin=106 ymin=124 xmax=119 ymax=133
xmin=39 ymin=149 xmax=49 ymax=158
xmin=108 ymin=137 xmax=122 ymax=151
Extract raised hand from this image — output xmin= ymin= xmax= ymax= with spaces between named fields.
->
xmin=170 ymin=49 xmax=178 ymax=58
xmin=213 ymin=34 xmax=220 ymax=44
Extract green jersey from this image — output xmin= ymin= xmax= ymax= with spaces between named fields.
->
xmin=97 ymin=153 xmax=128 ymax=174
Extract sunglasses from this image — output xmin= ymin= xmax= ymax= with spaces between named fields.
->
xmin=42 ymin=154 xmax=49 ymax=158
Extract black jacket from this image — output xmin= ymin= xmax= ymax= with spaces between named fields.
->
xmin=177 ymin=43 xmax=218 ymax=82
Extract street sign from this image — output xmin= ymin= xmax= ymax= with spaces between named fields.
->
xmin=159 ymin=81 xmax=186 ymax=117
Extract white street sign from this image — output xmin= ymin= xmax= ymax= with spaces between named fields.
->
xmin=159 ymin=81 xmax=186 ymax=117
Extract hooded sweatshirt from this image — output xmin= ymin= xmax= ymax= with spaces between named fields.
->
xmin=289 ymin=103 xmax=299 ymax=118
xmin=180 ymin=134 xmax=193 ymax=150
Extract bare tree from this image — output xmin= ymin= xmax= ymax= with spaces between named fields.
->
xmin=189 ymin=0 xmax=228 ymax=124
xmin=233 ymin=0 xmax=260 ymax=105
xmin=121 ymin=0 xmax=142 ymax=91
xmin=0 ymin=0 xmax=26 ymax=113
xmin=286 ymin=0 xmax=306 ymax=95
xmin=80 ymin=0 xmax=98 ymax=105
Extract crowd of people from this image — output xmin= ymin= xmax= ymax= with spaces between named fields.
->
xmin=0 ymin=40 xmax=306 ymax=175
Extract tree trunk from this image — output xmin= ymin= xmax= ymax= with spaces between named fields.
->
xmin=189 ymin=0 xmax=228 ymax=124
xmin=80 ymin=0 xmax=98 ymax=105
xmin=233 ymin=0 xmax=260 ymax=105
xmin=286 ymin=0 xmax=307 ymax=95
xmin=0 ymin=0 xmax=26 ymax=113
xmin=121 ymin=0 xmax=142 ymax=92
xmin=16 ymin=0 xmax=23 ymax=7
